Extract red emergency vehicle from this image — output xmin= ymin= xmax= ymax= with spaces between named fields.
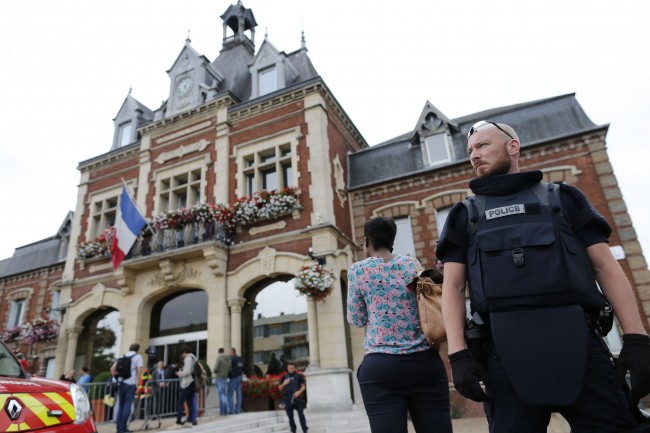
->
xmin=0 ymin=340 xmax=97 ymax=432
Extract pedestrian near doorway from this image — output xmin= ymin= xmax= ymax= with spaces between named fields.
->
xmin=110 ymin=342 xmax=143 ymax=433
xmin=167 ymin=345 xmax=198 ymax=430
xmin=213 ymin=347 xmax=231 ymax=415
xmin=279 ymin=362 xmax=308 ymax=433
xmin=227 ymin=347 xmax=244 ymax=414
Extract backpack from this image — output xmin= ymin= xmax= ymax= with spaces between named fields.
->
xmin=115 ymin=354 xmax=134 ymax=380
xmin=407 ymin=267 xmax=446 ymax=348
xmin=193 ymin=357 xmax=207 ymax=389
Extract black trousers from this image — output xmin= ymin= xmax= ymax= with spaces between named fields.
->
xmin=357 ymin=349 xmax=452 ymax=433
xmin=175 ymin=381 xmax=196 ymax=425
xmin=485 ymin=332 xmax=645 ymax=433
xmin=284 ymin=404 xmax=307 ymax=433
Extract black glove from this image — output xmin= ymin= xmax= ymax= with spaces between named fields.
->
xmin=614 ymin=334 xmax=650 ymax=407
xmin=449 ymin=349 xmax=490 ymax=402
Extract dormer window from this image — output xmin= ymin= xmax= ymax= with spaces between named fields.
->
xmin=424 ymin=133 xmax=451 ymax=166
xmin=118 ymin=121 xmax=132 ymax=147
xmin=259 ymin=66 xmax=277 ymax=96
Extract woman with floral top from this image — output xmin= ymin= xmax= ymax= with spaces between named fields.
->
xmin=347 ymin=217 xmax=451 ymax=433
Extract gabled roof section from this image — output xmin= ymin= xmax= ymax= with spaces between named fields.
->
xmin=113 ymin=92 xmax=154 ymax=124
xmin=166 ymin=42 xmax=210 ymax=76
xmin=111 ymin=92 xmax=154 ymax=150
xmin=0 ymin=213 xmax=72 ymax=278
xmin=409 ymin=101 xmax=458 ymax=145
xmin=348 ymin=93 xmax=603 ymax=190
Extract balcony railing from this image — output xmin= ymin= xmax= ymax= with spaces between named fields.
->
xmin=129 ymin=221 xmax=230 ymax=259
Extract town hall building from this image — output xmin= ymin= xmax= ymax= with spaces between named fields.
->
xmin=1 ymin=1 xmax=648 ymax=415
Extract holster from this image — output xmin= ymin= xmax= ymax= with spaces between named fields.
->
xmin=464 ymin=313 xmax=492 ymax=368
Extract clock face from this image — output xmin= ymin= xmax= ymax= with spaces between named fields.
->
xmin=175 ymin=77 xmax=193 ymax=98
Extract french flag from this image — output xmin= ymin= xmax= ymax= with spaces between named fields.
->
xmin=111 ymin=182 xmax=147 ymax=270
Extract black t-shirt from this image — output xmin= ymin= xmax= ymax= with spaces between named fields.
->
xmin=437 ymin=182 xmax=610 ymax=264
xmin=281 ymin=372 xmax=305 ymax=397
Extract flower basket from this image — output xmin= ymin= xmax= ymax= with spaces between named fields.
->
xmin=21 ymin=318 xmax=60 ymax=344
xmin=77 ymin=227 xmax=115 ymax=260
xmin=294 ymin=263 xmax=334 ymax=302
xmin=233 ymin=187 xmax=299 ymax=226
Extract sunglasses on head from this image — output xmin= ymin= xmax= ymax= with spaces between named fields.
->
xmin=467 ymin=120 xmax=514 ymax=141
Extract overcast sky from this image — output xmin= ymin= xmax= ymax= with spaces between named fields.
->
xmin=1 ymin=1 xmax=648 ymax=266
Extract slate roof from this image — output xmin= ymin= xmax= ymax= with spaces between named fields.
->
xmin=348 ymin=93 xmax=603 ymax=190
xmin=0 ymin=213 xmax=71 ymax=278
xmin=210 ymin=43 xmax=256 ymax=103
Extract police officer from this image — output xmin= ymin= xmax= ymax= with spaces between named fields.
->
xmin=436 ymin=120 xmax=650 ymax=432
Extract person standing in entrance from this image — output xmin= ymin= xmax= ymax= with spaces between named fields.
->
xmin=347 ymin=216 xmax=452 ymax=433
xmin=227 ymin=347 xmax=244 ymax=414
xmin=213 ymin=347 xmax=231 ymax=416
xmin=77 ymin=366 xmax=92 ymax=393
xmin=110 ymin=343 xmax=143 ymax=433
xmin=167 ymin=345 xmax=198 ymax=430
xmin=279 ymin=362 xmax=308 ymax=433
xmin=437 ymin=120 xmax=650 ymax=432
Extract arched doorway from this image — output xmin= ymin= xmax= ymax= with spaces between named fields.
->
xmin=76 ymin=308 xmax=120 ymax=377
xmin=149 ymin=289 xmax=208 ymax=368
xmin=243 ymin=277 xmax=308 ymax=376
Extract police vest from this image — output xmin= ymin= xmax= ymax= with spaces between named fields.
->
xmin=463 ymin=182 xmax=606 ymax=315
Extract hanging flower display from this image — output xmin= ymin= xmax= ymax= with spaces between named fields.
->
xmin=77 ymin=226 xmax=115 ymax=260
xmin=76 ymin=187 xmax=300 ymax=259
xmin=0 ymin=326 xmax=22 ymax=344
xmin=21 ymin=317 xmax=60 ymax=344
xmin=233 ymin=187 xmax=299 ymax=226
xmin=294 ymin=263 xmax=335 ymax=302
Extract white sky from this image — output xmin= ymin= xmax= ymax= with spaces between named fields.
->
xmin=1 ymin=0 xmax=648 ymax=266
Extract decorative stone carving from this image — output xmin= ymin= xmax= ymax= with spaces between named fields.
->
xmin=258 ymin=246 xmax=277 ymax=275
xmin=332 ymin=155 xmax=347 ymax=207
xmin=148 ymin=262 xmax=201 ymax=288
xmin=91 ymin=283 xmax=106 ymax=306
xmin=155 ymin=139 xmax=210 ymax=164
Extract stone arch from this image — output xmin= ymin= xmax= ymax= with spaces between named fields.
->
xmin=422 ymin=189 xmax=472 ymax=245
xmin=371 ymin=200 xmax=420 ymax=218
xmin=228 ymin=247 xmax=310 ymax=300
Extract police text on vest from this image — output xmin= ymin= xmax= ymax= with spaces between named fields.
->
xmin=485 ymin=204 xmax=525 ymax=220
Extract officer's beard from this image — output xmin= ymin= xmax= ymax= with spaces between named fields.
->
xmin=476 ymin=145 xmax=512 ymax=178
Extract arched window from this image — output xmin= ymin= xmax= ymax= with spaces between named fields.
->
xmin=150 ymin=290 xmax=208 ymax=338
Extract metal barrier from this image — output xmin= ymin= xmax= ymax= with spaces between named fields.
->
xmin=86 ymin=378 xmax=214 ymax=428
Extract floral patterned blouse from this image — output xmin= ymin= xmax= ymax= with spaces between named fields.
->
xmin=347 ymin=254 xmax=430 ymax=354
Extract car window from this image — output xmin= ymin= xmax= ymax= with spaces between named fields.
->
xmin=0 ymin=344 xmax=22 ymax=377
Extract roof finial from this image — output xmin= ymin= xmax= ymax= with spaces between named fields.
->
xmin=300 ymin=17 xmax=306 ymax=50
xmin=264 ymin=27 xmax=268 ymax=40
xmin=186 ymin=29 xmax=191 ymax=44
xmin=128 ymin=85 xmax=132 ymax=95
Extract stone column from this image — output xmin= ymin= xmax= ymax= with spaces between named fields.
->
xmin=227 ymin=297 xmax=245 ymax=354
xmin=63 ymin=327 xmax=82 ymax=373
xmin=306 ymin=297 xmax=321 ymax=368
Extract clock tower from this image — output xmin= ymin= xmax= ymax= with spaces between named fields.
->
xmin=166 ymin=37 xmax=224 ymax=117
